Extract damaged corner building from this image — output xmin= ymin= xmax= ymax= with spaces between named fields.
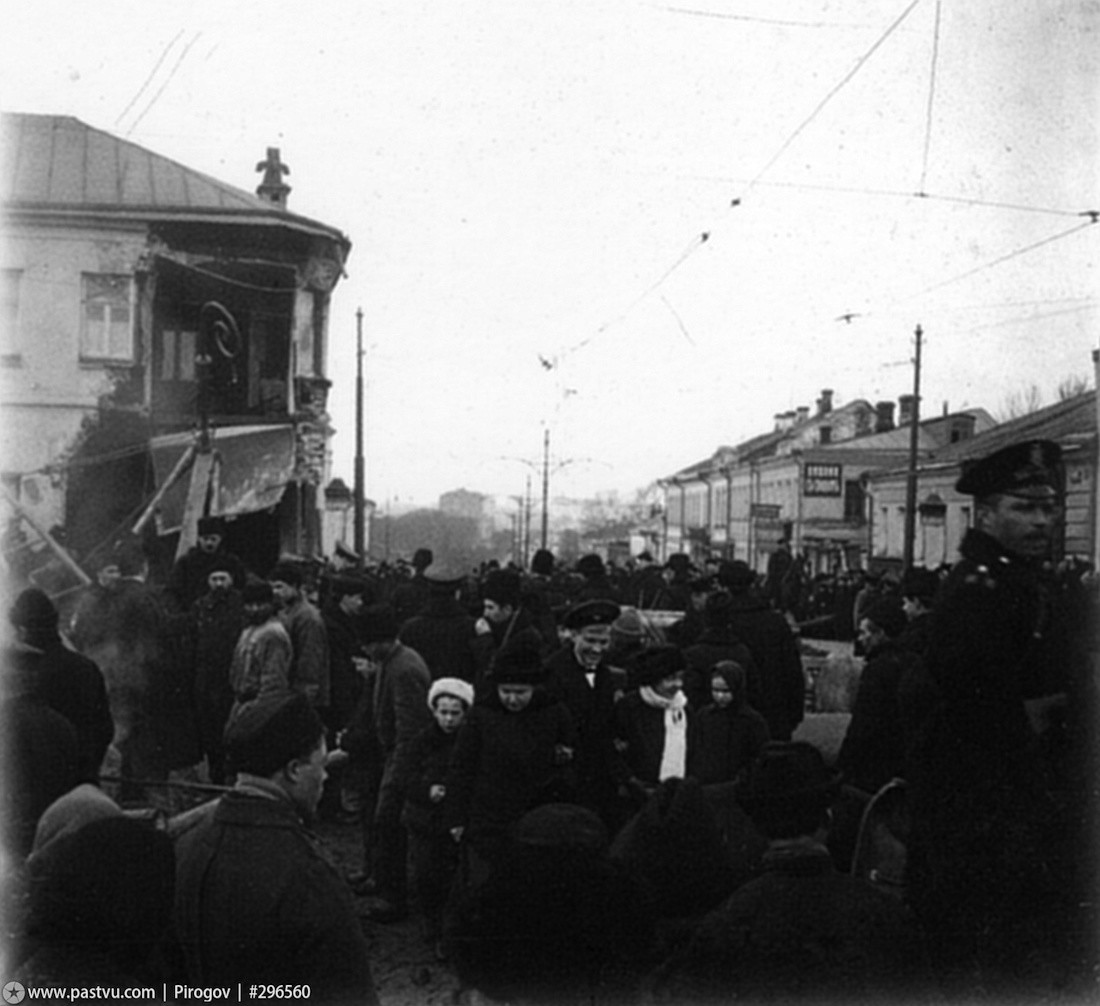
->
xmin=0 ymin=113 xmax=351 ymax=598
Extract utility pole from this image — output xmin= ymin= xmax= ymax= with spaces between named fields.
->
xmin=354 ymin=307 xmax=365 ymax=564
xmin=902 ymin=324 xmax=923 ymax=570
xmin=524 ymin=474 xmax=533 ymax=566
xmin=540 ymin=427 xmax=550 ymax=551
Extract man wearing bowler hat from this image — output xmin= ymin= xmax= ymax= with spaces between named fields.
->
xmin=906 ymin=439 xmax=1094 ymax=996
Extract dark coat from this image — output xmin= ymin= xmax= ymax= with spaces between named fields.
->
xmin=395 ymin=721 xmax=459 ymax=835
xmin=543 ymin=646 xmax=620 ymax=818
xmin=682 ymin=628 xmax=761 ymax=713
xmin=906 ymin=529 xmax=1093 ymax=980
xmin=613 ymin=690 xmax=691 ymax=788
xmin=655 ymin=844 xmax=932 ymax=1002
xmin=173 ymin=789 xmax=378 ymax=1004
xmin=724 ymin=591 xmax=805 ymax=740
xmin=688 ymin=702 xmax=770 ymax=785
xmin=444 ymin=689 xmax=576 ymax=845
xmin=399 ymin=594 xmax=478 ymax=683
xmin=191 ymin=589 xmax=242 ymax=773
xmin=8 ymin=633 xmax=113 ymax=783
xmin=166 ymin=546 xmax=248 ymax=612
xmin=836 ymin=638 xmax=923 ymax=794
xmin=321 ymin=603 xmax=364 ymax=732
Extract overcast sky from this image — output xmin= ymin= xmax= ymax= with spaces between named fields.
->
xmin=3 ymin=0 xmax=1097 ymax=509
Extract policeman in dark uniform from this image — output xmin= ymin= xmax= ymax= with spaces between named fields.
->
xmin=905 ymin=439 xmax=1094 ymax=997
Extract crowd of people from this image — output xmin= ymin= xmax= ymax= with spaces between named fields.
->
xmin=1 ymin=437 xmax=1097 ymax=1004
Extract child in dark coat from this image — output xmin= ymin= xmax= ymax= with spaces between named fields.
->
xmin=689 ymin=661 xmax=770 ymax=785
xmin=395 ymin=676 xmax=474 ymax=952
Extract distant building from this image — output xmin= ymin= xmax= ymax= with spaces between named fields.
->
xmin=659 ymin=388 xmax=994 ymax=574
xmin=866 ymin=391 xmax=1097 ymax=570
xmin=1 ymin=113 xmax=351 ymax=585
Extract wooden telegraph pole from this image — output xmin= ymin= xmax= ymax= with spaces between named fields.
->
xmin=902 ymin=324 xmax=923 ymax=570
xmin=354 ymin=307 xmax=365 ymax=563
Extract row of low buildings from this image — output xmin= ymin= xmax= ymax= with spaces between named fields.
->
xmin=1 ymin=113 xmax=352 ymax=594
xmin=656 ymin=386 xmax=1098 ymax=576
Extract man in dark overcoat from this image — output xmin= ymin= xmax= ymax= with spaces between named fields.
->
xmin=906 ymin=439 xmax=1095 ymax=998
xmin=173 ymin=692 xmax=378 ymax=1003
xmin=716 ymin=561 xmax=806 ymax=741
xmin=543 ymin=599 xmax=622 ymax=827
xmin=399 ymin=561 xmax=479 ymax=683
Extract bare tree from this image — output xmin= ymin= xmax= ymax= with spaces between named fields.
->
xmin=998 ymin=384 xmax=1044 ymax=421
xmin=1056 ymin=374 xmax=1091 ymax=401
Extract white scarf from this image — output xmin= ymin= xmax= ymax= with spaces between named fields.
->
xmin=640 ymin=686 xmax=688 ymax=780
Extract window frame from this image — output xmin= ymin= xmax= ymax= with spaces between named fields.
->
xmin=79 ymin=272 xmax=134 ymax=363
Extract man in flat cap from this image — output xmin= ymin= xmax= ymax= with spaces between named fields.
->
xmin=173 ymin=692 xmax=378 ymax=1003
xmin=906 ymin=439 xmax=1094 ymax=997
xmin=544 ymin=599 xmax=622 ymax=826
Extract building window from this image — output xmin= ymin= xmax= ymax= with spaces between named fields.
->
xmin=80 ymin=274 xmax=133 ymax=361
xmin=1 ymin=269 xmax=22 ymax=363
xmin=160 ymin=328 xmax=198 ymax=381
xmin=843 ymin=480 xmax=864 ymax=520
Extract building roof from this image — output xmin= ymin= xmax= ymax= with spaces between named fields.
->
xmin=869 ymin=391 xmax=1096 ymax=482
xmin=1 ymin=113 xmax=348 ymax=247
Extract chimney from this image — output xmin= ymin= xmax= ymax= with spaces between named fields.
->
xmin=898 ymin=394 xmax=916 ymax=426
xmin=819 ymin=425 xmax=832 ymax=445
xmin=255 ymin=147 xmax=292 ymax=209
xmin=874 ymin=400 xmax=896 ymax=433
xmin=795 ymin=406 xmax=810 ymax=425
xmin=816 ymin=388 xmax=834 ymax=415
xmin=774 ymin=413 xmax=786 ymax=432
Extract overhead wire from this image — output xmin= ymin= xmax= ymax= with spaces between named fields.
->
xmin=115 ymin=30 xmax=184 ymax=130
xmin=917 ymin=0 xmax=942 ymax=194
xmin=742 ymin=0 xmax=923 ymax=192
xmin=126 ymin=32 xmax=204 ymax=137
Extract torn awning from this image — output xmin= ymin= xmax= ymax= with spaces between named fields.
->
xmin=150 ymin=424 xmax=296 ymax=534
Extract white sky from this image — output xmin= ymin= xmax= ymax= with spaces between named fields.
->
xmin=2 ymin=0 xmax=1097 ymax=508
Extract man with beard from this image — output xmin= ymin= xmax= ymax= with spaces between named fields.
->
xmin=166 ymin=515 xmax=247 ymax=612
xmin=906 ymin=439 xmax=1095 ymax=998
xmin=191 ymin=563 xmax=244 ymax=784
xmin=173 ymin=692 xmax=379 ymax=1003
xmin=543 ymin=599 xmax=621 ymax=827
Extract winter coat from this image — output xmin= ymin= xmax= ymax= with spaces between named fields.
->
xmin=543 ymin=646 xmax=620 ymax=817
xmin=229 ymin=619 xmax=291 ymax=703
xmin=173 ymin=788 xmax=378 ymax=1003
xmin=613 ymin=690 xmax=692 ymax=788
xmin=279 ymin=597 xmax=330 ymax=710
xmin=395 ymin=721 xmax=460 ymax=835
xmin=321 ymin=603 xmax=365 ymax=732
xmin=689 ymin=702 xmax=770 ymax=785
xmin=682 ymin=628 xmax=761 ymax=712
xmin=724 ymin=591 xmax=806 ymax=740
xmin=444 ymin=689 xmax=577 ymax=842
xmin=654 ymin=843 xmax=932 ymax=1002
xmin=399 ymin=594 xmax=478 ymax=683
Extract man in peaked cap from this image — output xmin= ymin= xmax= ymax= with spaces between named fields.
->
xmin=399 ymin=558 xmax=478 ymax=684
xmin=906 ymin=437 xmax=1095 ymax=996
xmin=543 ymin=599 xmax=622 ymax=826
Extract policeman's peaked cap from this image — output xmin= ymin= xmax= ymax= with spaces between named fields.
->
xmin=955 ymin=439 xmax=1062 ymax=499
xmin=562 ymin=599 xmax=620 ymax=631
